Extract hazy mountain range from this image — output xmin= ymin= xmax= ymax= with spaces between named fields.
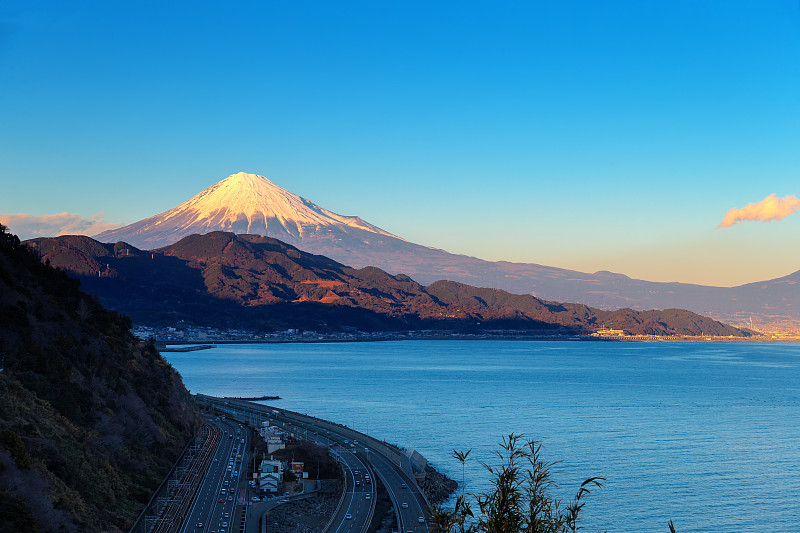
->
xmin=94 ymin=172 xmax=798 ymax=330
xmin=27 ymin=231 xmax=746 ymax=337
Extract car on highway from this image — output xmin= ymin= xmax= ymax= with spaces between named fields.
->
xmin=419 ymin=516 xmax=425 ymax=523
xmin=195 ymin=523 xmax=203 ymax=529
xmin=365 ymin=495 xmax=371 ymax=500
xmin=401 ymin=483 xmax=407 ymax=489
xmin=345 ymin=514 xmax=352 ymax=520
xmin=402 ymin=502 xmax=408 ymax=509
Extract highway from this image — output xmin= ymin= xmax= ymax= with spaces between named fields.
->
xmin=209 ymin=402 xmax=377 ymax=533
xmin=269 ymin=408 xmax=429 ymax=533
xmin=196 ymin=395 xmax=430 ymax=533
xmin=328 ymin=448 xmax=375 ymax=533
xmin=181 ymin=417 xmax=250 ymax=533
xmin=366 ymin=449 xmax=427 ymax=533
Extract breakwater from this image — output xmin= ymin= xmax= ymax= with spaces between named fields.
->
xmin=158 ymin=344 xmax=217 ymax=352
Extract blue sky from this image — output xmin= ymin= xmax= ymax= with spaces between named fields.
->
xmin=1 ymin=1 xmax=799 ymax=286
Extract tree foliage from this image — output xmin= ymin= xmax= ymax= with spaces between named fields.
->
xmin=0 ymin=429 xmax=31 ymax=469
xmin=432 ymin=435 xmax=675 ymax=533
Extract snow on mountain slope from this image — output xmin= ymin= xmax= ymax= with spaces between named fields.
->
xmin=95 ymin=172 xmax=400 ymax=248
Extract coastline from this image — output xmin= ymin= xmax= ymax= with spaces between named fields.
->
xmin=156 ymin=332 xmax=798 ymax=346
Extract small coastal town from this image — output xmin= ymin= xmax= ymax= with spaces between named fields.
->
xmin=134 ymin=324 xmax=800 ymax=345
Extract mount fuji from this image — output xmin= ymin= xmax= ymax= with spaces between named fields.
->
xmin=95 ymin=172 xmax=498 ymax=281
xmin=96 ymin=172 xmax=398 ymax=248
xmin=95 ymin=172 xmax=800 ymax=330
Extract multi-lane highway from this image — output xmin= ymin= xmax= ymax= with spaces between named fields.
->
xmin=213 ymin=404 xmax=378 ymax=533
xmin=265 ymin=407 xmax=429 ymax=533
xmin=196 ymin=395 xmax=431 ymax=533
xmin=366 ymin=448 xmax=427 ymax=533
xmin=327 ymin=448 xmax=375 ymax=533
xmin=181 ymin=417 xmax=250 ymax=533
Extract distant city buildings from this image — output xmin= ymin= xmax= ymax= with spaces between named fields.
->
xmin=131 ymin=321 xmax=800 ymax=343
xmin=591 ymin=327 xmax=627 ymax=337
xmin=131 ymin=323 xmax=581 ymax=343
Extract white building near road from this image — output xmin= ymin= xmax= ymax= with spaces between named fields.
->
xmin=266 ymin=436 xmax=285 ymax=454
xmin=258 ymin=472 xmax=280 ymax=492
xmin=260 ymin=459 xmax=283 ymax=473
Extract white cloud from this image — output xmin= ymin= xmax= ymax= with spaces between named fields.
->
xmin=718 ymin=193 xmax=800 ymax=228
xmin=0 ymin=212 xmax=125 ymax=240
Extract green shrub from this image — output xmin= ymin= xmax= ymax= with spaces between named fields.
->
xmin=432 ymin=434 xmax=677 ymax=533
xmin=0 ymin=430 xmax=31 ymax=469
xmin=0 ymin=493 xmax=38 ymax=532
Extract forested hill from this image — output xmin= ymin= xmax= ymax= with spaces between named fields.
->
xmin=0 ymin=224 xmax=200 ymax=532
xmin=27 ymin=231 xmax=747 ymax=337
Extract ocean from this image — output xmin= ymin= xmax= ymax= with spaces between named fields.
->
xmin=164 ymin=340 xmax=800 ymax=532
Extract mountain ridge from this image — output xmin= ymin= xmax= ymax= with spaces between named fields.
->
xmin=28 ymin=231 xmax=748 ymax=337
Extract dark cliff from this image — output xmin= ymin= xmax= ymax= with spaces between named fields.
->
xmin=0 ymin=225 xmax=200 ymax=532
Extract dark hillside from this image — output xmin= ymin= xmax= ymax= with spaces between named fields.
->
xmin=26 ymin=232 xmax=747 ymax=337
xmin=0 ymin=225 xmax=200 ymax=531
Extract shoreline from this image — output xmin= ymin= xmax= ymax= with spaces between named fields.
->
xmin=157 ymin=333 xmax=799 ymax=346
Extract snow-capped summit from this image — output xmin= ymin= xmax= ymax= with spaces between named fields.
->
xmin=95 ymin=172 xmax=400 ymax=249
xmin=168 ymin=172 xmax=397 ymax=237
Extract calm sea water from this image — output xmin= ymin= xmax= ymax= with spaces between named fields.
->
xmin=164 ymin=341 xmax=800 ymax=532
